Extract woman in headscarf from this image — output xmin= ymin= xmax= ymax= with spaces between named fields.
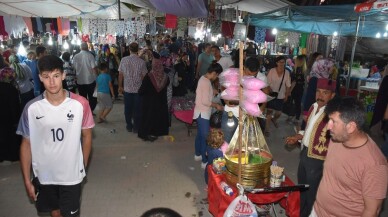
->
xmin=9 ymin=54 xmax=34 ymax=109
xmin=0 ymin=67 xmax=22 ymax=162
xmin=137 ymin=53 xmax=170 ymax=142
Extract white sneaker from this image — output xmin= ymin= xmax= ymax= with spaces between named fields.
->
xmin=201 ymin=162 xmax=207 ymax=170
xmin=194 ymin=155 xmax=202 ymax=161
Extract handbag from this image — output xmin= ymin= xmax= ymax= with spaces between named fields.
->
xmin=269 ymin=69 xmax=286 ymax=99
xmin=282 ymin=98 xmax=296 ymax=116
xmin=210 ymin=111 xmax=223 ymax=128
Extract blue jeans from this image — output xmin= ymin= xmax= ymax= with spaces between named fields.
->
xmin=382 ymin=133 xmax=388 ymax=158
xmin=221 ymin=111 xmax=238 ymax=144
xmin=124 ymin=92 xmax=140 ymax=131
xmin=195 ymin=115 xmax=210 ymax=163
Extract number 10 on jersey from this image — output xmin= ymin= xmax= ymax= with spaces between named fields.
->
xmin=51 ymin=128 xmax=64 ymax=142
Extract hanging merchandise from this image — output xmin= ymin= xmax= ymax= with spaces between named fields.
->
xmin=0 ymin=16 xmax=8 ymax=37
xmin=61 ymin=18 xmax=70 ymax=35
xmin=254 ymin=27 xmax=266 ymax=43
xmin=265 ymin=29 xmax=275 ymax=42
xmin=299 ymin=32 xmax=308 ymax=48
xmin=23 ymin=17 xmax=33 ymax=36
xmin=82 ymin=19 xmax=90 ymax=35
xmin=3 ymin=16 xmax=11 ymax=38
xmin=57 ymin=18 xmax=62 ymax=35
xmin=222 ymin=21 xmax=235 ymax=38
xmin=177 ymin=17 xmax=188 ymax=32
xmin=165 ymin=14 xmax=177 ymax=29
xmin=77 ymin=18 xmax=82 ymax=33
xmin=233 ymin=23 xmax=246 ymax=41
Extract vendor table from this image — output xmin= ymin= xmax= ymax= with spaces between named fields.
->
xmin=171 ymin=96 xmax=196 ymax=136
xmin=208 ymin=166 xmax=300 ymax=217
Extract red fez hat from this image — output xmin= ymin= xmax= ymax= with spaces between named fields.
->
xmin=317 ymin=78 xmax=336 ymax=92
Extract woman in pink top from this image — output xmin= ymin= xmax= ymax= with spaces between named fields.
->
xmin=265 ymin=56 xmax=291 ymax=136
xmin=193 ymin=61 xmax=224 ymax=169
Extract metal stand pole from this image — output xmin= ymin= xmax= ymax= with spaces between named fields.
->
xmin=346 ymin=15 xmax=360 ymax=96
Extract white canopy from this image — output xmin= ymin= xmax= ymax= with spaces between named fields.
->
xmin=0 ymin=0 xmax=290 ymax=18
xmin=0 ymin=0 xmax=154 ymax=19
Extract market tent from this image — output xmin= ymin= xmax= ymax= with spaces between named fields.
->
xmin=218 ymin=0 xmax=290 ymax=14
xmin=0 ymin=0 xmax=154 ymax=19
xmin=0 ymin=0 xmax=291 ymax=18
xmin=249 ymin=4 xmax=388 ymax=38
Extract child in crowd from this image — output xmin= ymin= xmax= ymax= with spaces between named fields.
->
xmin=61 ymin=52 xmax=76 ymax=93
xmin=204 ymin=129 xmax=227 ymax=184
xmin=96 ymin=63 xmax=114 ymax=123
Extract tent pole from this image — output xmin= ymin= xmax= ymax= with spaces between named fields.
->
xmin=346 ymin=15 xmax=360 ymax=96
xmin=117 ymin=0 xmax=122 ymax=20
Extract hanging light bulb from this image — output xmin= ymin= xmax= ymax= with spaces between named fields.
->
xmin=63 ymin=40 xmax=69 ymax=49
xmin=333 ymin=31 xmax=338 ymax=36
xmin=48 ymin=36 xmax=53 ymax=46
xmin=76 ymin=38 xmax=81 ymax=45
xmin=386 ymin=24 xmax=388 ymax=31
xmin=384 ymin=32 xmax=388 ymax=38
xmin=226 ymin=112 xmax=236 ymax=128
xmin=272 ymin=28 xmax=278 ymax=35
xmin=71 ymin=37 xmax=76 ymax=45
xmin=0 ymin=41 xmax=4 ymax=49
xmin=285 ymin=38 xmax=289 ymax=43
xmin=376 ymin=32 xmax=381 ymax=38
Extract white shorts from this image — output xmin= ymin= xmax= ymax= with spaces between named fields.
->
xmin=97 ymin=92 xmax=113 ymax=109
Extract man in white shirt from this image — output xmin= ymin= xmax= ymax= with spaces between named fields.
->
xmin=73 ymin=42 xmax=98 ymax=112
xmin=285 ymin=78 xmax=336 ymax=217
xmin=211 ymin=45 xmax=233 ymax=72
xmin=18 ymin=55 xmax=94 ymax=217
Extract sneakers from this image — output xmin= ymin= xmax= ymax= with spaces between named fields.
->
xmin=194 ymin=155 xmax=202 ymax=161
xmin=201 ymin=162 xmax=207 ymax=170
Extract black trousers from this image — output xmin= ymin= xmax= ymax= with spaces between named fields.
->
xmin=77 ymin=82 xmax=97 ymax=111
xmin=298 ymin=147 xmax=324 ymax=217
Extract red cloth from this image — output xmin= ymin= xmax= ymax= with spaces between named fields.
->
xmin=173 ymin=110 xmax=194 ymax=124
xmin=221 ymin=21 xmax=235 ymax=38
xmin=165 ymin=14 xmax=177 ymax=29
xmin=208 ymin=166 xmax=300 ymax=217
xmin=0 ymin=16 xmax=8 ymax=36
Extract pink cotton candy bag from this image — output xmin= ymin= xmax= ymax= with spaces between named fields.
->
xmin=243 ymin=89 xmax=267 ymax=104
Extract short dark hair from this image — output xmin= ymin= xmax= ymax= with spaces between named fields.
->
xmin=141 ymin=208 xmax=182 ymax=217
xmin=325 ymin=97 xmax=366 ymax=131
xmin=36 ymin=46 xmax=46 ymax=56
xmin=245 ymin=57 xmax=260 ymax=73
xmin=275 ymin=56 xmax=286 ymax=63
xmin=207 ymin=60 xmax=223 ymax=74
xmin=146 ymin=39 xmax=152 ymax=46
xmin=211 ymin=45 xmax=220 ymax=52
xmin=204 ymin=43 xmax=211 ymax=48
xmin=62 ymin=52 xmax=71 ymax=62
xmin=38 ymin=55 xmax=63 ymax=74
xmin=99 ymin=62 xmax=108 ymax=71
xmin=129 ymin=42 xmax=139 ymax=53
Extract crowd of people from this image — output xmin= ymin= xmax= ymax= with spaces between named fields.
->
xmin=1 ymin=33 xmax=388 ymax=217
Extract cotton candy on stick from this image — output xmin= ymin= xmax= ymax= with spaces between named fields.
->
xmin=242 ymin=76 xmax=266 ymax=90
xmin=243 ymin=89 xmax=267 ymax=104
xmin=219 ymin=68 xmax=240 ymax=87
xmin=241 ymin=100 xmax=262 ymax=117
xmin=221 ymin=87 xmax=239 ymax=101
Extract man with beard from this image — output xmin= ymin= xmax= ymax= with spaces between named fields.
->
xmin=285 ymin=78 xmax=336 ymax=217
xmin=311 ymin=97 xmax=388 ymax=217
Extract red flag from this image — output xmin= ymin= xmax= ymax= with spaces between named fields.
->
xmin=165 ymin=14 xmax=177 ymax=29
xmin=354 ymin=0 xmax=376 ymax=12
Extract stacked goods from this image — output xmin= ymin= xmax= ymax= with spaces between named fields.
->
xmin=224 ymin=115 xmax=273 ymax=189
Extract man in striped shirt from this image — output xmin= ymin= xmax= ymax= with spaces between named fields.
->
xmin=118 ymin=42 xmax=148 ymax=133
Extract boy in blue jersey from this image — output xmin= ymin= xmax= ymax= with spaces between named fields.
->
xmin=17 ymin=55 xmax=95 ymax=217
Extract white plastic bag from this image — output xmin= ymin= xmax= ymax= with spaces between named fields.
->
xmin=223 ymin=184 xmax=258 ymax=217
